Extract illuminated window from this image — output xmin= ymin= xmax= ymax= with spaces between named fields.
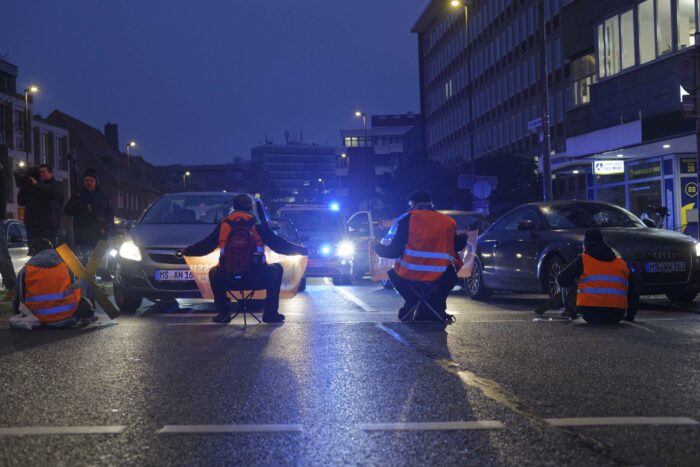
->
xmin=678 ymin=0 xmax=698 ymax=49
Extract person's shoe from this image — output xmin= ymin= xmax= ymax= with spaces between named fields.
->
xmin=212 ymin=312 xmax=232 ymax=324
xmin=559 ymin=308 xmax=579 ymax=320
xmin=4 ymin=289 xmax=14 ymax=302
xmin=445 ymin=313 xmax=456 ymax=324
xmin=624 ymin=315 xmax=635 ymax=322
xmin=262 ymin=313 xmax=285 ymax=324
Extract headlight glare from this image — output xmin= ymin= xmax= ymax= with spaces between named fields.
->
xmin=119 ymin=240 xmax=142 ymax=261
xmin=337 ymin=241 xmax=355 ymax=258
xmin=695 ymin=243 xmax=700 ymax=257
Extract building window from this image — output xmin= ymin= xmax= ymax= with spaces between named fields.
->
xmin=571 ymin=54 xmax=597 ymax=107
xmin=0 ymin=106 xmax=5 ymax=146
xmin=656 ymin=0 xmax=674 ymax=56
xmin=57 ymin=136 xmax=68 ymax=170
xmin=678 ymin=0 xmax=698 ymax=48
xmin=343 ymin=137 xmax=359 ymax=147
xmin=598 ymin=9 xmax=636 ymax=77
xmin=14 ymin=110 xmax=24 ymax=150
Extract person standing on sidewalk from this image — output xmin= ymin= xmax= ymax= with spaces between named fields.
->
xmin=0 ymin=162 xmax=17 ymax=301
xmin=17 ymin=163 xmax=63 ymax=248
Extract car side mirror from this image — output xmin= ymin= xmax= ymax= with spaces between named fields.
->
xmin=517 ymin=220 xmax=536 ymax=232
xmin=268 ymin=221 xmax=281 ymax=231
xmin=642 ymin=218 xmax=656 ymax=228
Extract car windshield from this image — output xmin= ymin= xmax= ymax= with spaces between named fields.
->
xmin=449 ymin=214 xmax=488 ymax=231
xmin=140 ymin=195 xmax=236 ymax=224
xmin=282 ymin=210 xmax=344 ymax=234
xmin=274 ymin=219 xmax=300 ymax=243
xmin=541 ymin=204 xmax=644 ymax=229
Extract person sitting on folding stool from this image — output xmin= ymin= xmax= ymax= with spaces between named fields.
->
xmin=184 ymin=194 xmax=307 ymax=324
xmin=374 ymin=190 xmax=466 ymax=322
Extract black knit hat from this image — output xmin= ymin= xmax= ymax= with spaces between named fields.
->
xmin=83 ymin=168 xmax=98 ymax=182
xmin=408 ymin=190 xmax=433 ymax=204
xmin=584 ymin=228 xmax=604 ymax=245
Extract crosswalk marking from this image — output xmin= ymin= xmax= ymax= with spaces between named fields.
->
xmin=358 ymin=421 xmax=505 ymax=431
xmin=0 ymin=426 xmax=127 ymax=436
xmin=544 ymin=417 xmax=699 ymax=427
xmin=158 ymin=424 xmax=303 ymax=434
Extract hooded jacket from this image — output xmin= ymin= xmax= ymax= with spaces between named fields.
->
xmin=17 ymin=177 xmax=64 ymax=230
xmin=64 ymin=185 xmax=114 ymax=248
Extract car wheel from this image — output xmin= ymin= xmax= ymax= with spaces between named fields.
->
xmin=332 ymin=275 xmax=353 ymax=286
xmin=465 ymin=258 xmax=491 ymax=300
xmin=381 ymin=279 xmax=394 ymax=290
xmin=542 ymin=254 xmax=566 ymax=298
xmin=298 ymin=277 xmax=306 ymax=292
xmin=114 ymin=284 xmax=143 ymax=312
xmin=665 ymin=289 xmax=697 ymax=303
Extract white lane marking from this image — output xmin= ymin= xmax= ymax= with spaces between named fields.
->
xmin=624 ymin=322 xmax=656 ymax=333
xmin=332 ymin=286 xmax=374 ymax=312
xmin=153 ymin=314 xmax=216 ymax=318
xmin=0 ymin=426 xmax=126 ymax=436
xmin=158 ymin=424 xmax=303 ymax=434
xmin=545 ymin=417 xmax=699 ymax=427
xmin=376 ymin=323 xmax=410 ymax=346
xmin=359 ymin=421 xmax=505 ymax=431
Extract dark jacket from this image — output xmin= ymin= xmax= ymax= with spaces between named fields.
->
xmin=374 ymin=210 xmax=467 ymax=259
xmin=557 ymin=241 xmax=638 ymax=318
xmin=183 ymin=215 xmax=308 ymax=258
xmin=64 ymin=187 xmax=115 ymax=248
xmin=17 ymin=178 xmax=64 ymax=230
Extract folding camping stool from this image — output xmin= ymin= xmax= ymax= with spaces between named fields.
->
xmin=403 ymin=280 xmax=446 ymax=322
xmin=225 ymin=275 xmax=267 ymax=328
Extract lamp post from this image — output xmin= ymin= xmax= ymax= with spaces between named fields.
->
xmin=182 ymin=171 xmax=191 ymax=190
xmin=23 ymin=86 xmax=39 ymax=162
xmin=354 ymin=110 xmax=367 ymax=145
xmin=125 ymin=141 xmax=136 ymax=169
xmin=449 ymin=1 xmax=476 ymax=180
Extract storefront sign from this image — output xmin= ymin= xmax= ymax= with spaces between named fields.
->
xmin=629 ymin=161 xmax=662 ymax=180
xmin=681 ymin=158 xmax=697 ymax=174
xmin=593 ymin=160 xmax=625 ymax=175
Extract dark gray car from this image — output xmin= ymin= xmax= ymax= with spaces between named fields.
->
xmin=113 ymin=192 xmax=270 ymax=311
xmin=466 ymin=200 xmax=700 ymax=303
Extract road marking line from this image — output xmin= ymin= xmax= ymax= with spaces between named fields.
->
xmin=376 ymin=323 xmax=411 ymax=346
xmin=624 ymin=322 xmax=656 ymax=333
xmin=545 ymin=417 xmax=699 ymax=427
xmin=158 ymin=424 xmax=303 ymax=434
xmin=358 ymin=421 xmax=505 ymax=431
xmin=0 ymin=426 xmax=127 ymax=436
xmin=332 ymin=286 xmax=374 ymax=312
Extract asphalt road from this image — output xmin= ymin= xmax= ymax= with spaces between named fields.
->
xmin=0 ymin=278 xmax=699 ymax=466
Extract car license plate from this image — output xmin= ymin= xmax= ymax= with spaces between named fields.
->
xmin=645 ymin=262 xmax=687 ymax=273
xmin=155 ymin=269 xmax=194 ymax=281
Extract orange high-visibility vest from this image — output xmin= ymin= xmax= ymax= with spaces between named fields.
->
xmin=24 ymin=263 xmax=81 ymax=324
xmin=576 ymin=253 xmax=629 ymax=310
xmin=218 ymin=211 xmax=265 ymax=254
xmin=394 ymin=210 xmax=462 ymax=282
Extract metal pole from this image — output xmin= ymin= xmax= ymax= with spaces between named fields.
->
xmin=463 ymin=4 xmax=476 ymax=179
xmin=24 ymin=91 xmax=30 ymax=163
xmin=694 ymin=32 xmax=700 ymax=239
xmin=126 ymin=145 xmax=130 ymax=169
xmin=363 ymin=114 xmax=367 ymax=145
xmin=538 ymin=0 xmax=552 ymax=201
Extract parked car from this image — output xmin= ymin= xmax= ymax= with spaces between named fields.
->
xmin=269 ymin=217 xmax=306 ymax=291
xmin=465 ymin=200 xmax=700 ymax=303
xmin=2 ymin=219 xmax=29 ymax=276
xmin=113 ymin=192 xmax=271 ymax=311
xmin=378 ymin=210 xmax=490 ymax=289
xmin=278 ymin=205 xmax=355 ymax=285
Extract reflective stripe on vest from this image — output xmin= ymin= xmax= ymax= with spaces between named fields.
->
xmin=576 ymin=254 xmax=629 ymax=310
xmin=24 ymin=262 xmax=81 ymax=323
xmin=394 ymin=210 xmax=462 ymax=282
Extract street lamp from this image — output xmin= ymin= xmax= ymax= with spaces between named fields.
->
xmin=23 ymin=86 xmax=39 ymax=162
xmin=125 ymin=141 xmax=136 ymax=169
xmin=183 ymin=171 xmax=191 ymax=190
xmin=354 ymin=110 xmax=367 ymax=145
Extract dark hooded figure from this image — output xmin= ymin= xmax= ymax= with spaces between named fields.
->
xmin=557 ymin=228 xmax=638 ymax=323
xmin=64 ymin=168 xmax=114 ymax=256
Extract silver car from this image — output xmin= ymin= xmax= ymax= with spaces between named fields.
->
xmin=113 ymin=192 xmax=270 ymax=311
xmin=2 ymin=220 xmax=29 ymax=277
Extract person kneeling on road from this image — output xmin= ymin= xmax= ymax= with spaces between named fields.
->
xmin=374 ymin=190 xmax=466 ymax=322
xmin=557 ymin=228 xmax=638 ymax=324
xmin=183 ymin=194 xmax=307 ymax=324
xmin=9 ymin=238 xmax=97 ymax=330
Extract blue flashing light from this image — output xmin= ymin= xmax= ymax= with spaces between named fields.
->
xmin=320 ymin=244 xmax=333 ymax=256
xmin=329 ymin=202 xmax=340 ymax=212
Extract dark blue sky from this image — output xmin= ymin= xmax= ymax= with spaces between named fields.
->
xmin=1 ymin=0 xmax=428 ymax=164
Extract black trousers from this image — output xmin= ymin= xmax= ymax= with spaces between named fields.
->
xmin=562 ymin=285 xmax=629 ymax=324
xmin=26 ymin=226 xmax=59 ymax=250
xmin=209 ymin=264 xmax=284 ymax=317
xmin=388 ymin=267 xmax=458 ymax=320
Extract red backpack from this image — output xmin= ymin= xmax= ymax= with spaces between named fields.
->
xmin=221 ymin=218 xmax=258 ymax=275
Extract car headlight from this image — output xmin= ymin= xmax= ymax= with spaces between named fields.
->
xmin=119 ymin=239 xmax=142 ymax=261
xmin=695 ymin=243 xmax=700 ymax=257
xmin=337 ymin=241 xmax=355 ymax=258
xmin=109 ymin=248 xmax=118 ymax=258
